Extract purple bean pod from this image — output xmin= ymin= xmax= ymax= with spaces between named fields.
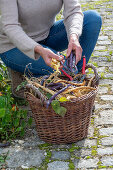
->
xmin=71 ymin=53 xmax=78 ymax=75
xmin=69 ymin=52 xmax=73 ymax=72
xmin=60 ymin=61 xmax=69 ymax=72
xmin=72 ymin=54 xmax=76 ymax=70
xmin=47 ymin=83 xmax=63 ymax=91
xmin=66 ymin=57 xmax=70 ymax=68
xmin=41 ymin=75 xmax=50 ymax=86
xmin=46 ymin=84 xmax=71 ymax=108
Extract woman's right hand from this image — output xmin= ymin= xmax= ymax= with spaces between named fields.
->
xmin=34 ymin=45 xmax=64 ymax=68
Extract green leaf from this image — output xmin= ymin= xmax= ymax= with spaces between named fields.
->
xmin=0 ymin=108 xmax=6 ymax=118
xmin=20 ymin=129 xmax=25 ymax=137
xmin=0 ymin=74 xmax=3 ymax=81
xmin=0 ymin=156 xmax=4 ymax=163
xmin=51 ymin=100 xmax=60 ymax=111
xmin=16 ymin=81 xmax=27 ymax=91
xmin=5 ymin=114 xmax=11 ymax=122
xmin=0 ymin=128 xmax=3 ymax=131
xmin=21 ymin=120 xmax=26 ymax=128
xmin=16 ymin=127 xmax=23 ymax=132
xmin=56 ymin=107 xmax=67 ymax=117
xmin=0 ymin=96 xmax=6 ymax=108
xmin=51 ymin=100 xmax=67 ymax=117
xmin=14 ymin=118 xmax=19 ymax=127
xmin=28 ymin=118 xmax=32 ymax=126
xmin=22 ymin=111 xmax=27 ymax=118
xmin=46 ymin=93 xmax=52 ymax=99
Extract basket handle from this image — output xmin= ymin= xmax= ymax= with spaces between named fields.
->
xmin=85 ymin=63 xmax=99 ymax=86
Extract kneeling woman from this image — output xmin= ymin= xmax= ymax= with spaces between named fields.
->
xmin=0 ymin=0 xmax=102 ymax=98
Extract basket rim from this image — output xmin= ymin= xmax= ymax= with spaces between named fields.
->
xmin=26 ymin=85 xmax=98 ymax=105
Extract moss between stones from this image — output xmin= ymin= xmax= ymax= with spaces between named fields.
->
xmin=74 ymin=156 xmax=81 ymax=159
xmin=69 ymin=146 xmax=81 ymax=153
xmin=109 ymin=166 xmax=113 ymax=168
xmin=38 ymin=150 xmax=52 ymax=170
xmin=91 ymin=62 xmax=98 ymax=67
xmin=68 ymin=161 xmax=75 ymax=170
xmin=106 ymin=55 xmax=111 ymax=62
xmin=81 ymin=0 xmax=111 ymax=10
xmin=91 ymin=146 xmax=97 ymax=149
xmin=97 ymin=138 xmax=101 ymax=146
xmin=98 ymin=165 xmax=107 ymax=168
xmin=86 ymin=156 xmax=91 ymax=159
xmin=98 ymin=135 xmax=108 ymax=139
xmin=90 ymin=117 xmax=95 ymax=126
xmin=109 ymin=50 xmax=113 ymax=56
xmin=38 ymin=143 xmax=52 ymax=150
xmin=91 ymin=149 xmax=97 ymax=156
xmin=94 ymin=128 xmax=99 ymax=137
xmin=100 ymin=72 xmax=106 ymax=79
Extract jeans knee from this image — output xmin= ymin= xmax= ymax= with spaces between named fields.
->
xmin=84 ymin=10 xmax=102 ymax=29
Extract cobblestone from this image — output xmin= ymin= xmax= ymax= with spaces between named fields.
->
xmin=93 ymin=51 xmax=109 ymax=56
xmin=98 ymin=86 xmax=108 ymax=94
xmin=97 ymin=40 xmax=111 ymax=45
xmin=109 ymin=67 xmax=113 ymax=72
xmin=92 ymin=56 xmax=108 ymax=62
xmin=101 ymin=95 xmax=113 ymax=101
xmin=95 ymin=110 xmax=113 ymax=126
xmin=74 ymin=139 xmax=97 ymax=148
xmin=94 ymin=46 xmax=106 ymax=50
xmin=74 ymin=158 xmax=99 ymax=168
xmin=99 ymin=79 xmax=113 ymax=85
xmin=47 ymin=161 xmax=69 ymax=170
xmin=97 ymin=67 xmax=105 ymax=72
xmin=51 ymin=151 xmax=70 ymax=160
xmin=74 ymin=148 xmax=92 ymax=158
xmin=98 ymin=61 xmax=112 ymax=67
xmin=101 ymin=136 xmax=113 ymax=146
xmin=6 ymin=149 xmax=45 ymax=168
xmin=99 ymin=127 xmax=113 ymax=136
xmin=101 ymin=156 xmax=113 ymax=166
xmin=95 ymin=103 xmax=112 ymax=110
xmin=97 ymin=147 xmax=113 ymax=156
xmin=98 ymin=36 xmax=109 ymax=41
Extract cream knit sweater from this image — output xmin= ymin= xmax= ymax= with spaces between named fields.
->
xmin=0 ymin=0 xmax=83 ymax=59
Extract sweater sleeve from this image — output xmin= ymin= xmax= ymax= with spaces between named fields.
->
xmin=0 ymin=0 xmax=39 ymax=60
xmin=63 ymin=0 xmax=83 ymax=40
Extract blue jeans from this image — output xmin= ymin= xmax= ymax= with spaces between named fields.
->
xmin=0 ymin=10 xmax=102 ymax=77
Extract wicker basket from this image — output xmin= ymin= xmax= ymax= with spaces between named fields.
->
xmin=25 ymin=63 xmax=99 ymax=144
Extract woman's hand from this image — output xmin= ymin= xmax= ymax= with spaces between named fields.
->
xmin=34 ymin=45 xmax=64 ymax=68
xmin=66 ymin=34 xmax=82 ymax=65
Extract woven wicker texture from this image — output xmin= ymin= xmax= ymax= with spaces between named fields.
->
xmin=26 ymin=63 xmax=99 ymax=144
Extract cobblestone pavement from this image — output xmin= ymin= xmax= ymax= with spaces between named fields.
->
xmin=0 ymin=0 xmax=113 ymax=169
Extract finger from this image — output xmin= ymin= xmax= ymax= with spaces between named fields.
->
xmin=44 ymin=57 xmax=52 ymax=67
xmin=60 ymin=59 xmax=65 ymax=65
xmin=52 ymin=53 xmax=63 ymax=62
xmin=75 ymin=47 xmax=82 ymax=65
xmin=66 ymin=43 xmax=72 ymax=58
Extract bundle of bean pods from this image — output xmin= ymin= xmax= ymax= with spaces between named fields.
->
xmin=26 ymin=55 xmax=96 ymax=108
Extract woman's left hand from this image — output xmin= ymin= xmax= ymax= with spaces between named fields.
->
xmin=66 ymin=34 xmax=82 ymax=65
